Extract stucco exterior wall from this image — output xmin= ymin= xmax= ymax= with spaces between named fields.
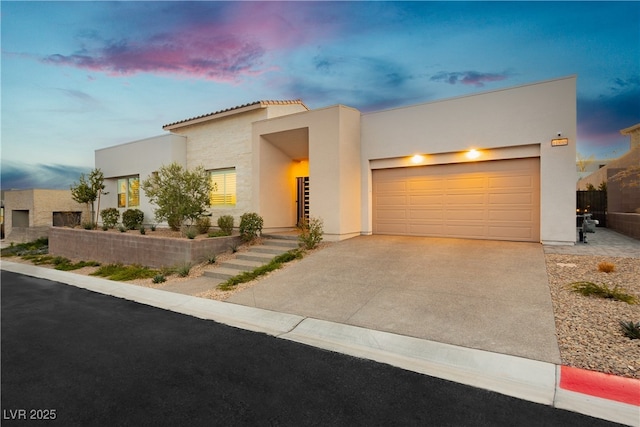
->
xmin=96 ymin=133 xmax=187 ymax=227
xmin=360 ymin=76 xmax=577 ymax=244
xmin=3 ymin=189 xmax=89 ymax=242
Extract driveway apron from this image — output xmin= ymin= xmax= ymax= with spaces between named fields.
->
xmin=227 ymin=235 xmax=562 ymax=364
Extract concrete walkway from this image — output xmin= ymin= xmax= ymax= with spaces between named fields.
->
xmin=544 ymin=227 xmax=640 ymax=258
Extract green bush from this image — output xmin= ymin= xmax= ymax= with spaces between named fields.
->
xmin=176 ymin=263 xmax=191 ymax=277
xmin=118 ymin=225 xmax=127 ymax=233
xmin=82 ymin=221 xmax=95 ymax=230
xmin=152 ymin=274 xmax=166 ymax=284
xmin=570 ymin=281 xmax=637 ymax=304
xmin=185 ymin=228 xmax=197 ymax=239
xmin=100 ymin=207 xmax=120 ymax=229
xmin=217 ymin=215 xmax=234 ymax=236
xmin=122 ymin=209 xmax=144 ymax=230
xmin=196 ymin=216 xmax=211 ymax=234
xmin=139 ymin=225 xmax=146 ymax=235
xmin=298 ymin=216 xmax=324 ymax=250
xmin=239 ymin=212 xmax=263 ymax=241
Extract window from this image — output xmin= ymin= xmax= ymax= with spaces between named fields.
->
xmin=210 ymin=168 xmax=236 ymax=206
xmin=117 ymin=176 xmax=140 ymax=208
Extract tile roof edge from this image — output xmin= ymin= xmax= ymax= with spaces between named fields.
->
xmin=163 ymin=99 xmax=307 ymax=129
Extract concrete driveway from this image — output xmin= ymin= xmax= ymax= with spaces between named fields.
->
xmin=227 ymin=235 xmax=562 ymax=364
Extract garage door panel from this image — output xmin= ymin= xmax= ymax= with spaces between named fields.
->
xmin=376 ymin=195 xmax=407 ymax=206
xmin=489 ymin=175 xmax=532 ymax=189
xmin=408 ymin=179 xmax=445 ymax=191
xmin=373 ymin=158 xmax=540 ymax=242
xmin=409 ymin=195 xmax=444 ymax=205
xmin=376 ymin=209 xmax=408 ymax=219
xmin=409 ymin=209 xmax=444 ymax=220
xmin=489 ymin=193 xmax=533 ymax=205
xmin=447 ymin=177 xmax=486 ymax=190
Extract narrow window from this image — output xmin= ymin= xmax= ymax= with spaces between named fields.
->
xmin=117 ymin=176 xmax=140 ymax=208
xmin=210 ymin=168 xmax=236 ymax=207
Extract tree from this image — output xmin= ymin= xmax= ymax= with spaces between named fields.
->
xmin=141 ymin=163 xmax=212 ymax=231
xmin=576 ymin=152 xmax=595 ymax=173
xmin=70 ymin=168 xmax=106 ymax=228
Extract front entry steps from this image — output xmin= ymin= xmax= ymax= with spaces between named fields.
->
xmin=203 ymin=237 xmax=299 ymax=281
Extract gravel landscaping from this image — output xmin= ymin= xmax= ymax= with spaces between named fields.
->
xmin=545 ymin=254 xmax=640 ymax=379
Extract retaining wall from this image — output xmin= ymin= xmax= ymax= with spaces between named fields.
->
xmin=49 ymin=227 xmax=243 ymax=268
xmin=607 ymin=213 xmax=640 ymax=240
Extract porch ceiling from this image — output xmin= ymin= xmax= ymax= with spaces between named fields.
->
xmin=261 ymin=128 xmax=309 ymax=161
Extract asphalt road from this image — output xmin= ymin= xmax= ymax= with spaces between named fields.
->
xmin=1 ymin=271 xmax=620 ymax=426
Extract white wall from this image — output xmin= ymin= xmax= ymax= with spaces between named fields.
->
xmin=361 ymin=76 xmax=577 ymax=244
xmin=95 ymin=133 xmax=187 ymax=226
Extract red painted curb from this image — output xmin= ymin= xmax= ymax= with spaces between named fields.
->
xmin=559 ymin=365 xmax=640 ymax=406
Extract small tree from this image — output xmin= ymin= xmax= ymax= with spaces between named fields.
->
xmin=70 ymin=168 xmax=106 ymax=228
xmin=141 ymin=163 xmax=212 ymax=231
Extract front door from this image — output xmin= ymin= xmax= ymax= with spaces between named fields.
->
xmin=296 ymin=176 xmax=309 ymax=226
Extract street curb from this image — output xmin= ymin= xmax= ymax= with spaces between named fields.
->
xmin=2 ymin=261 xmax=638 ymax=426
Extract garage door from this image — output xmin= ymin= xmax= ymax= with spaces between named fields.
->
xmin=372 ymin=158 xmax=540 ymax=242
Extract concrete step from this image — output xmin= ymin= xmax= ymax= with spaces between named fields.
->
xmin=237 ymin=252 xmax=276 ymax=263
xmin=203 ymin=267 xmax=244 ymax=280
xmin=251 ymin=245 xmax=295 ymax=255
xmin=263 ymin=238 xmax=299 ymax=249
xmin=219 ymin=258 xmax=263 ymax=271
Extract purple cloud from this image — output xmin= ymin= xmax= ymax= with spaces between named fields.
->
xmin=430 ymin=71 xmax=509 ymax=87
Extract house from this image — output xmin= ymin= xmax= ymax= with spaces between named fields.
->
xmin=96 ymin=76 xmax=577 ymax=245
xmin=577 ymin=123 xmax=640 ymax=238
xmin=2 ymin=189 xmax=90 ymax=243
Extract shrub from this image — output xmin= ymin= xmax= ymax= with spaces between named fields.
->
xmin=570 ymin=281 xmax=637 ymax=304
xmin=152 ymin=274 xmax=166 ymax=284
xmin=118 ymin=225 xmax=127 ymax=233
xmin=218 ymin=249 xmax=303 ymax=291
xmin=176 ymin=263 xmax=191 ymax=277
xmin=122 ymin=209 xmax=144 ymax=230
xmin=139 ymin=225 xmax=146 ymax=235
xmin=207 ymin=254 xmax=217 ymax=264
xmin=298 ymin=216 xmax=324 ymax=250
xmin=82 ymin=221 xmax=95 ymax=230
xmin=597 ymin=261 xmax=615 ymax=273
xmin=239 ymin=212 xmax=263 ymax=241
xmin=196 ymin=216 xmax=211 ymax=234
xmin=100 ymin=207 xmax=120 ymax=229
xmin=218 ymin=215 xmax=234 ymax=236
xmin=619 ymin=320 xmax=640 ymax=340
xmin=185 ymin=228 xmax=197 ymax=239
xmin=150 ymin=224 xmax=157 ymax=231
xmin=229 ymin=243 xmax=239 ymax=253
xmin=91 ymin=264 xmax=158 ymax=281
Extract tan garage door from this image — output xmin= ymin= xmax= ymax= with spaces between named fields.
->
xmin=373 ymin=158 xmax=540 ymax=242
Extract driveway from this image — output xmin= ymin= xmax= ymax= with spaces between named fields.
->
xmin=227 ymin=235 xmax=562 ymax=364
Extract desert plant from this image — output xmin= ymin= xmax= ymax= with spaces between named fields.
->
xmin=150 ymin=224 xmax=157 ymax=231
xmin=152 ymin=274 xmax=166 ymax=284
xmin=118 ymin=225 xmax=127 ymax=233
xmin=218 ymin=249 xmax=303 ymax=291
xmin=207 ymin=254 xmax=217 ymax=264
xmin=298 ymin=216 xmax=324 ymax=250
xmin=196 ymin=216 xmax=211 ymax=234
xmin=570 ymin=281 xmax=637 ymax=304
xmin=102 ymin=225 xmax=109 ymax=231
xmin=229 ymin=243 xmax=239 ymax=253
xmin=91 ymin=264 xmax=159 ymax=281
xmin=185 ymin=228 xmax=197 ymax=239
xmin=122 ymin=209 xmax=144 ymax=230
xmin=82 ymin=221 xmax=95 ymax=230
xmin=176 ymin=263 xmax=191 ymax=277
xmin=619 ymin=320 xmax=640 ymax=340
xmin=239 ymin=212 xmax=263 ymax=241
xmin=597 ymin=261 xmax=615 ymax=273
xmin=139 ymin=225 xmax=146 ymax=235
xmin=100 ymin=207 xmax=120 ymax=229
xmin=217 ymin=215 xmax=234 ymax=236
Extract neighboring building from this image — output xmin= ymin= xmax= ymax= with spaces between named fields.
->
xmin=96 ymin=76 xmax=577 ymax=245
xmin=2 ymin=189 xmax=90 ymax=243
xmin=576 ymin=158 xmax=612 ymax=182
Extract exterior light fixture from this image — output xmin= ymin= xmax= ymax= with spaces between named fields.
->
xmin=466 ymin=149 xmax=480 ymax=160
xmin=551 ymin=138 xmax=569 ymax=147
xmin=411 ymin=154 xmax=424 ymax=164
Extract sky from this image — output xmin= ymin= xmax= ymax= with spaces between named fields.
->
xmin=2 ymin=1 xmax=639 ymax=190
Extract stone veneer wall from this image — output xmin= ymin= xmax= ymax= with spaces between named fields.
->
xmin=49 ymin=227 xmax=243 ymax=268
xmin=607 ymin=213 xmax=640 ymax=240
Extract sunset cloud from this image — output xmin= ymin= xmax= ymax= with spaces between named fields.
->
xmin=430 ymin=71 xmax=509 ymax=87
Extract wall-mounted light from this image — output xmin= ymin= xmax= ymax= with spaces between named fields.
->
xmin=466 ymin=149 xmax=480 ymax=160
xmin=411 ymin=154 xmax=424 ymax=164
